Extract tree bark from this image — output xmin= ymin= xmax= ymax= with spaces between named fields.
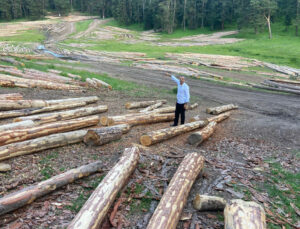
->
xmin=146 ymin=153 xmax=205 ymax=229
xmin=86 ymin=78 xmax=98 ymax=88
xmin=206 ymin=111 xmax=231 ymax=123
xmin=224 ymin=199 xmax=266 ymax=229
xmin=151 ymin=106 xmax=176 ymax=114
xmin=0 ymin=120 xmax=35 ymax=132
xmin=140 ymin=102 xmax=164 ymax=113
xmin=193 ymin=195 xmax=226 ymax=211
xmin=264 ymin=80 xmax=300 ymax=91
xmin=68 ymin=147 xmax=140 ymax=229
xmin=0 ymin=116 xmax=100 ymax=146
xmin=0 ymin=102 xmax=86 ymax=120
xmin=187 ymin=103 xmax=198 ymax=110
xmin=14 ymin=105 xmax=108 ymax=124
xmin=269 ymin=78 xmax=300 ymax=85
xmin=92 ymin=78 xmax=112 ymax=90
xmin=206 ymin=104 xmax=238 ymax=115
xmin=0 ymin=93 xmax=23 ymax=100
xmin=0 ymin=96 xmax=98 ymax=111
xmin=0 ymin=161 xmax=102 ymax=216
xmin=266 ymin=15 xmax=272 ymax=39
xmin=0 ymin=74 xmax=83 ymax=91
xmin=101 ymin=113 xmax=174 ymax=126
xmin=0 ymin=130 xmax=87 ymax=161
xmin=188 ymin=121 xmax=217 ymax=146
xmin=84 ymin=124 xmax=130 ymax=146
xmin=140 ymin=120 xmax=208 ymax=146
xmin=125 ymin=100 xmax=167 ymax=109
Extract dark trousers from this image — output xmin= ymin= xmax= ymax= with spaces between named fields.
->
xmin=174 ymin=103 xmax=185 ymax=126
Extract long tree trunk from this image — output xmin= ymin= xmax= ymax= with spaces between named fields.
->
xmin=206 ymin=104 xmax=238 ymax=115
xmin=0 ymin=102 xmax=86 ymax=120
xmin=125 ymin=100 xmax=167 ymax=109
xmin=0 ymin=93 xmax=23 ymax=100
xmin=92 ymin=78 xmax=112 ymax=90
xmin=147 ymin=153 xmax=204 ymax=229
xmin=188 ymin=121 xmax=217 ymax=146
xmin=0 ymin=161 xmax=102 ymax=216
xmin=0 ymin=96 xmax=98 ymax=111
xmin=266 ymin=15 xmax=272 ymax=39
xmin=151 ymin=106 xmax=175 ymax=114
xmin=193 ymin=195 xmax=226 ymax=211
xmin=263 ymin=80 xmax=300 ymax=91
xmin=0 ymin=130 xmax=87 ymax=161
xmin=14 ymin=105 xmax=108 ymax=124
xmin=84 ymin=124 xmax=131 ymax=146
xmin=224 ymin=199 xmax=266 ymax=229
xmin=201 ymin=0 xmax=206 ymax=28
xmin=206 ymin=111 xmax=231 ymax=123
xmin=0 ymin=120 xmax=35 ymax=132
xmin=68 ymin=147 xmax=140 ymax=229
xmin=140 ymin=120 xmax=208 ymax=146
xmin=101 ymin=113 xmax=174 ymax=126
xmin=0 ymin=116 xmax=99 ymax=146
xmin=183 ymin=0 xmax=187 ymax=31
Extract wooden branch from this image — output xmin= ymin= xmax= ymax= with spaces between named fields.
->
xmin=101 ymin=112 xmax=174 ymax=126
xmin=125 ymin=100 xmax=167 ymax=109
xmin=0 ymin=102 xmax=86 ymax=120
xmin=0 ymin=93 xmax=23 ymax=100
xmin=0 ymin=130 xmax=87 ymax=161
xmin=206 ymin=104 xmax=238 ymax=115
xmin=14 ymin=105 xmax=108 ymax=124
xmin=68 ymin=147 xmax=140 ymax=229
xmin=146 ymin=153 xmax=204 ymax=229
xmin=140 ymin=120 xmax=208 ymax=146
xmin=224 ymin=199 xmax=266 ymax=229
xmin=140 ymin=102 xmax=164 ymax=113
xmin=0 ymin=116 xmax=100 ymax=146
xmin=193 ymin=195 xmax=226 ymax=211
xmin=188 ymin=121 xmax=217 ymax=146
xmin=0 ymin=161 xmax=102 ymax=216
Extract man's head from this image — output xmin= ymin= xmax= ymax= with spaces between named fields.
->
xmin=180 ymin=76 xmax=185 ymax=85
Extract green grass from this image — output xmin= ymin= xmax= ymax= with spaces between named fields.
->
xmin=103 ymin=19 xmax=144 ymax=32
xmin=160 ymin=27 xmax=214 ymax=39
xmin=0 ymin=29 xmax=45 ymax=42
xmin=39 ymin=151 xmax=59 ymax=180
xmin=75 ymin=20 xmax=93 ymax=33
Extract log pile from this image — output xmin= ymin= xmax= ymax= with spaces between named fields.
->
xmin=0 ymin=93 xmax=23 ymax=100
xmin=250 ymin=80 xmax=300 ymax=95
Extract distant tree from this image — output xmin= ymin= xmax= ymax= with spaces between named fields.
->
xmin=295 ymin=0 xmax=300 ymax=36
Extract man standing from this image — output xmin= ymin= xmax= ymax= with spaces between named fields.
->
xmin=167 ymin=74 xmax=190 ymax=126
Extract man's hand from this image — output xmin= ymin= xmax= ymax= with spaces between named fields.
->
xmin=184 ymin=103 xmax=188 ymax=110
xmin=165 ymin=73 xmax=172 ymax=77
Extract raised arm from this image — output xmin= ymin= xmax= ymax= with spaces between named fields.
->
xmin=171 ymin=75 xmax=180 ymax=85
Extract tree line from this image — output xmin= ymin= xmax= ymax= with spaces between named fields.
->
xmin=1 ymin=0 xmax=299 ymax=37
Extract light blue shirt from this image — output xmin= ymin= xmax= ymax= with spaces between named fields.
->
xmin=171 ymin=75 xmax=190 ymax=104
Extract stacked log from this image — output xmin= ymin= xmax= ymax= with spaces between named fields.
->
xmin=263 ymin=62 xmax=300 ymax=77
xmin=269 ymin=78 xmax=300 ymax=85
xmin=224 ymin=199 xmax=266 ymax=229
xmin=251 ymin=84 xmax=300 ymax=95
xmin=14 ymin=105 xmax=108 ymax=124
xmin=0 ymin=161 xmax=102 ymax=216
xmin=263 ymin=80 xmax=300 ymax=91
xmin=140 ymin=120 xmax=208 ymax=146
xmin=188 ymin=121 xmax=217 ymax=146
xmin=68 ymin=147 xmax=140 ymax=229
xmin=92 ymin=78 xmax=112 ymax=90
xmin=0 ymin=57 xmax=24 ymax=66
xmin=0 ymin=120 xmax=35 ymax=132
xmin=206 ymin=104 xmax=238 ymax=115
xmin=0 ymin=116 xmax=100 ymax=146
xmin=0 ymin=96 xmax=98 ymax=111
xmin=0 ymin=102 xmax=86 ymax=120
xmin=67 ymin=73 xmax=82 ymax=80
xmin=125 ymin=100 xmax=167 ymax=109
xmin=84 ymin=124 xmax=131 ymax=146
xmin=193 ymin=195 xmax=226 ymax=211
xmin=140 ymin=101 xmax=164 ymax=113
xmin=151 ymin=106 xmax=175 ymax=114
xmin=0 ymin=93 xmax=23 ymax=100
xmin=101 ymin=112 xmax=174 ymax=126
xmin=86 ymin=78 xmax=98 ymax=88
xmin=146 ymin=153 xmax=204 ymax=229
xmin=0 ymin=74 xmax=83 ymax=91
xmin=0 ymin=130 xmax=87 ymax=161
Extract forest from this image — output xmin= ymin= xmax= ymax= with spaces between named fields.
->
xmin=0 ymin=0 xmax=299 ymax=37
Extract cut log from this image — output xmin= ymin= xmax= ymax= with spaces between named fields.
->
xmin=269 ymin=78 xmax=300 ymax=85
xmin=146 ymin=153 xmax=204 ymax=229
xmin=0 ymin=57 xmax=24 ymax=66
xmin=140 ymin=102 xmax=164 ymax=113
xmin=14 ymin=105 xmax=108 ymax=124
xmin=0 ymin=74 xmax=83 ymax=91
xmin=86 ymin=78 xmax=98 ymax=88
xmin=151 ymin=106 xmax=175 ymax=114
xmin=0 ymin=116 xmax=99 ymax=146
xmin=206 ymin=112 xmax=231 ymax=123
xmin=0 ymin=53 xmax=53 ymax=60
xmin=101 ymin=112 xmax=174 ymax=126
xmin=193 ymin=195 xmax=226 ymax=211
xmin=0 ymin=93 xmax=23 ymax=100
xmin=0 ymin=79 xmax=15 ymax=87
xmin=188 ymin=121 xmax=217 ymax=146
xmin=224 ymin=199 xmax=266 ymax=229
xmin=84 ymin=125 xmax=130 ymax=146
xmin=0 ymin=161 xmax=102 ymax=216
xmin=48 ymin=69 xmax=62 ymax=74
xmin=92 ymin=78 xmax=112 ymax=90
xmin=0 ymin=130 xmax=87 ymax=161
xmin=187 ymin=103 xmax=198 ymax=110
xmin=206 ymin=104 xmax=238 ymax=115
xmin=68 ymin=147 xmax=140 ymax=229
xmin=0 ymin=120 xmax=35 ymax=132
xmin=263 ymin=62 xmax=300 ymax=77
xmin=252 ymin=84 xmax=300 ymax=95
xmin=67 ymin=73 xmax=82 ymax=80
xmin=0 ymin=96 xmax=98 ymax=111
xmin=264 ymin=80 xmax=300 ymax=91
xmin=0 ymin=102 xmax=86 ymax=120
xmin=125 ymin=100 xmax=167 ymax=109
xmin=140 ymin=120 xmax=208 ymax=146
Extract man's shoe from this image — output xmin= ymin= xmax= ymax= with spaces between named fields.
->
xmin=170 ymin=124 xmax=177 ymax=127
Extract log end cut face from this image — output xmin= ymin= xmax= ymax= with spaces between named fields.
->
xmin=140 ymin=135 xmax=152 ymax=146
